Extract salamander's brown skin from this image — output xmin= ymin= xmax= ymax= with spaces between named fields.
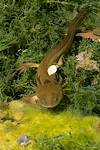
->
xmin=36 ymin=7 xmax=90 ymax=108
xmin=19 ymin=7 xmax=90 ymax=108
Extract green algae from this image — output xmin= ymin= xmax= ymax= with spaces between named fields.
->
xmin=0 ymin=101 xmax=100 ymax=150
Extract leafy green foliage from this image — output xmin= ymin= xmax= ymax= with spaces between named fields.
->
xmin=62 ymin=40 xmax=100 ymax=114
xmin=0 ymin=0 xmax=100 ymax=115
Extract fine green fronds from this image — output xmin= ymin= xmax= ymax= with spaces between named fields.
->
xmin=62 ymin=40 xmax=100 ymax=114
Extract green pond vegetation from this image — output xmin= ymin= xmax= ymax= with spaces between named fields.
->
xmin=0 ymin=0 xmax=100 ymax=149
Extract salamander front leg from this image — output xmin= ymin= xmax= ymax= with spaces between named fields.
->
xmin=17 ymin=63 xmax=39 ymax=74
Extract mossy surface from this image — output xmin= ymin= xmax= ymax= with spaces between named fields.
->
xmin=0 ymin=101 xmax=100 ymax=150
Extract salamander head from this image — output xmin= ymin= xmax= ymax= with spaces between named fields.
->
xmin=36 ymin=81 xmax=63 ymax=108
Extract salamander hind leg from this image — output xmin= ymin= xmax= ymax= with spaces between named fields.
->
xmin=22 ymin=95 xmax=39 ymax=107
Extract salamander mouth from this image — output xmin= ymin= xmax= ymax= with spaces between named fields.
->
xmin=38 ymin=97 xmax=62 ymax=108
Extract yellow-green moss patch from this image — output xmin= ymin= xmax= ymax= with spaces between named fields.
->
xmin=0 ymin=101 xmax=100 ymax=150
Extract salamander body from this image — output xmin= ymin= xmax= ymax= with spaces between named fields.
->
xmin=36 ymin=7 xmax=90 ymax=108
